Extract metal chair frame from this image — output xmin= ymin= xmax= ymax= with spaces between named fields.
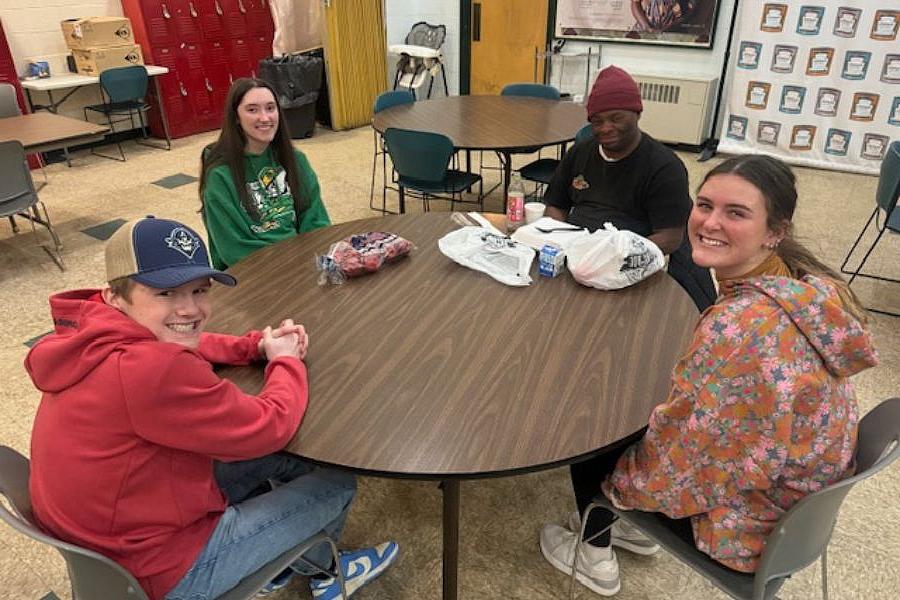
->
xmin=570 ymin=397 xmax=900 ymax=600
xmin=0 ymin=445 xmax=346 ymax=600
xmin=519 ymin=123 xmax=592 ymax=198
xmin=839 ymin=141 xmax=900 ymax=317
xmin=83 ymin=66 xmax=171 ymax=162
xmin=0 ymin=140 xmax=64 ymax=270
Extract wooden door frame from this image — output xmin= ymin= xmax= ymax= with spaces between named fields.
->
xmin=459 ymin=0 xmax=557 ymax=95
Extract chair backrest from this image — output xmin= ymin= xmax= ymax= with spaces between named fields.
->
xmin=374 ymin=90 xmax=415 ymax=114
xmin=0 ymin=140 xmax=39 ymax=218
xmin=501 ymin=83 xmax=561 ymax=101
xmin=752 ymin=397 xmax=900 ymax=599
xmin=875 ymin=141 xmax=900 ymax=215
xmin=383 ymin=128 xmax=454 ymax=183
xmin=0 ymin=446 xmax=150 ymax=600
xmin=0 ymin=82 xmax=21 ymax=117
xmin=99 ymin=66 xmax=149 ymax=104
xmin=405 ymin=21 xmax=446 ymax=49
xmin=575 ymin=123 xmax=593 ymax=144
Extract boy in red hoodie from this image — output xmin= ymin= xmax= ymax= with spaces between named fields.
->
xmin=26 ymin=216 xmax=397 ymax=600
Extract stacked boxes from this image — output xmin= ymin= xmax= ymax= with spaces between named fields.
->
xmin=61 ymin=17 xmax=144 ymax=76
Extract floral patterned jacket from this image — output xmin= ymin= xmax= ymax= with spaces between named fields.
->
xmin=605 ymin=275 xmax=878 ymax=572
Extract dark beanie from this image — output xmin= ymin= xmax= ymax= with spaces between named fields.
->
xmin=586 ymin=66 xmax=643 ymax=118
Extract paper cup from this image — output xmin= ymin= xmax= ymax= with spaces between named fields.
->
xmin=524 ymin=202 xmax=545 ymax=224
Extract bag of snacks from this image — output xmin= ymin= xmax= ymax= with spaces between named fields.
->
xmin=316 ymin=231 xmax=414 ymax=285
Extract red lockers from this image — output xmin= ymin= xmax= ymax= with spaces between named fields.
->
xmin=0 ymin=18 xmax=42 ymax=169
xmin=121 ymin=0 xmax=275 ymax=139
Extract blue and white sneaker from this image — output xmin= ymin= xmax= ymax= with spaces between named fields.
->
xmin=256 ymin=566 xmax=295 ymax=596
xmin=310 ymin=541 xmax=399 ymax=599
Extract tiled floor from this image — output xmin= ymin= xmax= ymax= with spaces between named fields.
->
xmin=0 ymin=125 xmax=898 ymax=599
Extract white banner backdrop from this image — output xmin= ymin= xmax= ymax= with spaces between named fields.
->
xmin=718 ymin=2 xmax=899 ymax=175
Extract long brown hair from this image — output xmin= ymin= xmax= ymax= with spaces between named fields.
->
xmin=198 ymin=78 xmax=307 ymax=228
xmin=701 ymin=154 xmax=867 ymax=322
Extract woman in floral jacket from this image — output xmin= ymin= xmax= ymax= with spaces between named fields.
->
xmin=540 ymin=155 xmax=879 ymax=597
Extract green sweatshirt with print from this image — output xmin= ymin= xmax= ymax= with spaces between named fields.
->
xmin=203 ymin=147 xmax=331 ymax=269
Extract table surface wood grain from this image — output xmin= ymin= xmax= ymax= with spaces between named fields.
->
xmin=0 ymin=113 xmax=108 ymax=150
xmin=372 ymin=95 xmax=588 ymax=151
xmin=209 ymin=214 xmax=698 ymax=478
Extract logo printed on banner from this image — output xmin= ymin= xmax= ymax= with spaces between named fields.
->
xmin=797 ymin=6 xmax=824 ymax=35
xmin=825 ymin=129 xmax=852 ymax=156
xmin=861 ymin=134 xmax=890 ymax=160
xmin=757 ymin=121 xmax=781 ymax=146
xmin=833 ymin=7 xmax=861 ymax=38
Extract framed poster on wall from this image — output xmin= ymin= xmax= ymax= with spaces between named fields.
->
xmin=555 ymin=0 xmax=722 ymax=48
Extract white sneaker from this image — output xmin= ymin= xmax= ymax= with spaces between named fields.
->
xmin=568 ymin=511 xmax=660 ymax=556
xmin=540 ymin=523 xmax=620 ymax=596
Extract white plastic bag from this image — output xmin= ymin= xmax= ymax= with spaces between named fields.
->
xmin=566 ymin=223 xmax=664 ymax=290
xmin=438 ymin=226 xmax=534 ymax=286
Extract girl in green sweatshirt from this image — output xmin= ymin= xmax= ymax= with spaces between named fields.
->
xmin=199 ymin=78 xmax=330 ymax=270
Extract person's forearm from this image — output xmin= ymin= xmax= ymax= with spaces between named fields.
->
xmin=647 ymin=227 xmax=684 ymax=255
xmin=545 ymin=206 xmax=568 ymax=222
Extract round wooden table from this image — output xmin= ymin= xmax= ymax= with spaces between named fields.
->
xmin=209 ymin=213 xmax=697 ymax=599
xmin=372 ymin=95 xmax=588 ymax=202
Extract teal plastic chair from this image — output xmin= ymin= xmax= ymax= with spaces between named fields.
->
xmin=0 ymin=445 xmax=346 ymax=600
xmin=518 ymin=123 xmax=592 ymax=196
xmin=571 ymin=397 xmax=900 ymax=600
xmin=501 ymin=83 xmax=561 ymax=100
xmin=490 ymin=84 xmax=562 ymax=194
xmin=840 ymin=140 xmax=900 ymax=317
xmin=383 ymin=127 xmax=482 ymax=213
xmin=84 ymin=66 xmax=170 ymax=161
xmin=370 ymin=90 xmax=415 ymax=214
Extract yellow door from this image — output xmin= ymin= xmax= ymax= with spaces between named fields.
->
xmin=321 ymin=0 xmax=388 ymax=129
xmin=470 ymin=0 xmax=549 ymax=95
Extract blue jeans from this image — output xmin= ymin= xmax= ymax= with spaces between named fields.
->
xmin=164 ymin=452 xmax=356 ymax=600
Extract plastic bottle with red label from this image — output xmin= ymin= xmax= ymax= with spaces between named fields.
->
xmin=506 ymin=172 xmax=526 ymax=234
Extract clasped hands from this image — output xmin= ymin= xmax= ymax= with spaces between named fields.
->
xmin=257 ymin=318 xmax=309 ymax=361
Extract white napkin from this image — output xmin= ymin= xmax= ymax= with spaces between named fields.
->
xmin=511 ymin=217 xmax=590 ymax=251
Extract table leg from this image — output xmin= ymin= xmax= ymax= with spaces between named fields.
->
xmin=441 ymin=479 xmax=460 ymax=600
xmin=502 ymin=152 xmax=512 ymax=213
xmin=152 ymin=76 xmax=173 ymax=150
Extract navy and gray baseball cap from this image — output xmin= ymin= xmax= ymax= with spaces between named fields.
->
xmin=105 ymin=216 xmax=237 ymax=288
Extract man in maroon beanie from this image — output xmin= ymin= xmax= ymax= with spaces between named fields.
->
xmin=543 ymin=65 xmax=715 ymax=311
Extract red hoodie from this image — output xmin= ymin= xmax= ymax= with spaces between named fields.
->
xmin=26 ymin=290 xmax=308 ymax=599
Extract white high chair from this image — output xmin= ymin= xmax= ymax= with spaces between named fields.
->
xmin=389 ymin=22 xmax=449 ymax=99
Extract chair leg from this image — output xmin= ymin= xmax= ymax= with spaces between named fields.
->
xmin=369 ymin=130 xmax=380 ymax=210
xmin=8 ymin=215 xmax=18 ymax=233
xmin=820 ymin=546 xmax=828 ymax=600
xmin=398 ymin=186 xmax=406 ymax=214
xmin=840 ymin=207 xmax=877 ymax=276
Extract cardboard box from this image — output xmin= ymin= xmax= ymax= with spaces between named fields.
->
xmin=72 ymin=45 xmax=144 ymax=77
xmin=61 ymin=17 xmax=134 ymax=50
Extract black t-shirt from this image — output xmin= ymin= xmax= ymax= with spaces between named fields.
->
xmin=543 ymin=133 xmax=691 ymax=236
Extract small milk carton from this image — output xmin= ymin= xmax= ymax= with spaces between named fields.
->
xmin=539 ymin=244 xmax=565 ymax=278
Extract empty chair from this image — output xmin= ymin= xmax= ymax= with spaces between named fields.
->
xmin=0 ymin=445 xmax=346 ymax=600
xmin=0 ymin=82 xmax=20 ymax=117
xmin=519 ymin=123 xmax=592 ymax=196
xmin=0 ymin=82 xmax=47 ymax=197
xmin=370 ymin=90 xmax=415 ymax=214
xmin=383 ymin=127 xmax=482 ymax=214
xmin=501 ymin=83 xmax=561 ymax=101
xmin=390 ymin=22 xmax=449 ymax=99
xmin=571 ymin=396 xmax=900 ymax=600
xmin=839 ymin=140 xmax=900 ymax=317
xmin=83 ymin=66 xmax=170 ymax=162
xmin=0 ymin=140 xmax=63 ymax=270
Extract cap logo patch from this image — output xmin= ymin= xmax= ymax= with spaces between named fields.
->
xmin=165 ymin=227 xmax=200 ymax=259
